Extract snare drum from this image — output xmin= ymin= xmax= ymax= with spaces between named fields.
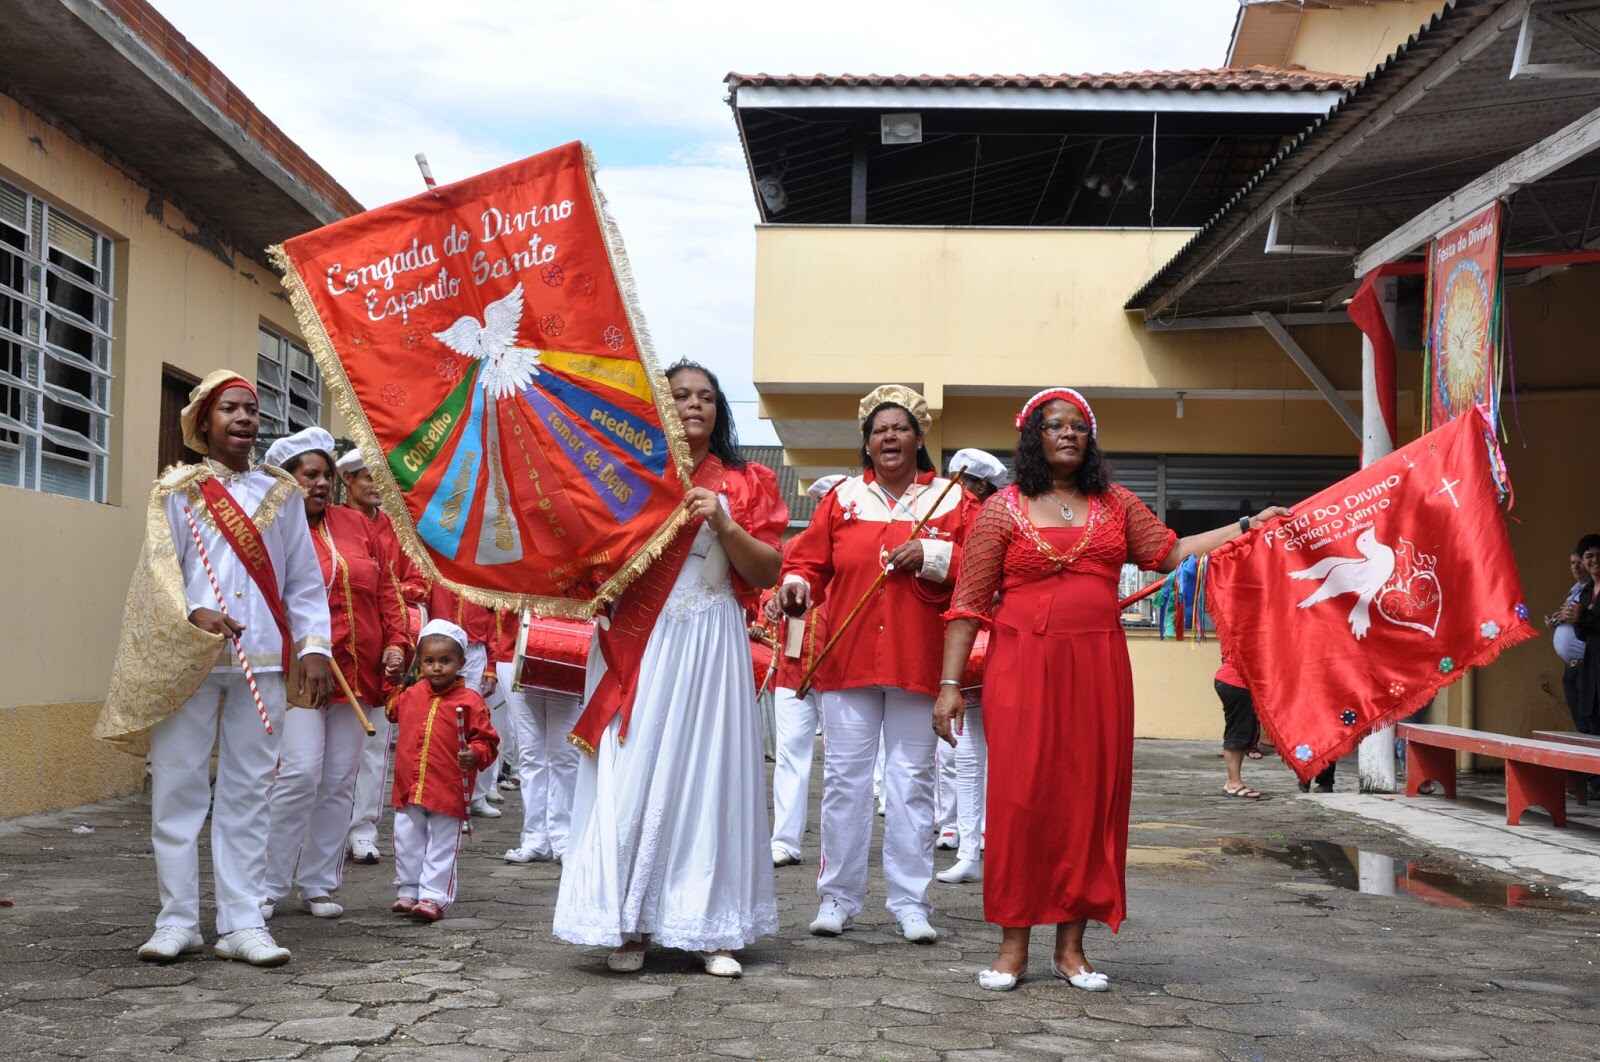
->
xmin=512 ymin=612 xmax=595 ymax=696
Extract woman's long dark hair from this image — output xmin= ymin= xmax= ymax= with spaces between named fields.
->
xmin=1013 ymin=405 xmax=1112 ymax=497
xmin=665 ymin=359 xmax=745 ymax=469
xmin=859 ymin=402 xmax=936 ymax=473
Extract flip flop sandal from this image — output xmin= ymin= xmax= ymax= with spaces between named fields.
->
xmin=1222 ymin=785 xmax=1265 ymax=800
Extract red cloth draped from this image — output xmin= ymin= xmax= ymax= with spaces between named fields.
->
xmin=570 ymin=458 xmax=786 ymax=752
xmin=948 ymin=484 xmax=1176 ymax=930
xmin=1205 ymin=409 xmax=1535 ymax=783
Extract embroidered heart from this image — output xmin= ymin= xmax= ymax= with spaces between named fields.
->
xmin=1376 ymin=567 xmax=1442 ymax=637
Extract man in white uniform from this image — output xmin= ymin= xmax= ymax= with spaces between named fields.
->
xmin=769 ymin=475 xmax=843 ymax=867
xmin=97 ymin=371 xmax=333 ymax=966
xmin=501 ymin=617 xmax=584 ymax=864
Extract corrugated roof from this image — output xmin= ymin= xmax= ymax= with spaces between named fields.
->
xmin=1124 ymin=0 xmax=1512 ymax=315
xmin=725 ymin=66 xmax=1357 ymax=93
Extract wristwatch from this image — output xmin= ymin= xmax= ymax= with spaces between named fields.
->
xmin=1238 ymin=516 xmax=1251 ymax=534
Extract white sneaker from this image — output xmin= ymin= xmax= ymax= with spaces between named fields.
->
xmin=258 ymin=897 xmax=278 ymax=921
xmin=899 ymin=912 xmax=938 ymax=944
xmin=701 ymin=951 xmax=742 ymax=978
xmin=137 ymin=926 xmax=204 ymax=963
xmin=301 ymin=895 xmax=343 ymax=919
xmin=936 ymin=826 xmax=959 ymax=850
xmin=485 ymin=789 xmax=505 ymax=805
xmin=469 ymin=799 xmax=502 ymax=818
xmin=504 ymin=846 xmax=549 ymax=864
xmin=772 ymin=847 xmax=800 ymax=867
xmin=809 ymin=896 xmax=853 ymax=936
xmin=348 ymin=840 xmax=381 ymax=865
xmin=214 ymin=927 xmax=291 ymax=967
xmin=936 ymin=858 xmax=982 ymax=884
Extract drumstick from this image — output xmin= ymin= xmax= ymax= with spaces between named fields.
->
xmin=455 ymin=705 xmax=473 ymax=837
xmin=796 ymin=476 xmax=961 ymax=699
xmin=326 ymin=657 xmax=377 ymax=736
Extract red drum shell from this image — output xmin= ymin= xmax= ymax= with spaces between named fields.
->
xmin=518 ymin=618 xmax=593 ymax=696
xmin=750 ymin=638 xmax=775 ymax=692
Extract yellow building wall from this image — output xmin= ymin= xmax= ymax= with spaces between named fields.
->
xmin=0 ymin=91 xmax=316 ymax=817
xmin=1288 ymin=1 xmax=1449 ymax=77
xmin=753 ymin=224 xmax=1414 ymax=744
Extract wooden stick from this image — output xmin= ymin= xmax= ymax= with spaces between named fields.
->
xmin=1117 ymin=577 xmax=1169 ymax=611
xmin=796 ymin=476 xmax=961 ymax=699
xmin=326 ymin=657 xmax=377 ymax=736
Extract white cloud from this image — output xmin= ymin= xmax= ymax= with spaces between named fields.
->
xmin=150 ymin=0 xmax=1237 ymax=443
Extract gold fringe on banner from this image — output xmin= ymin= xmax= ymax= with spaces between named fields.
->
xmin=267 ymin=143 xmax=694 ymax=618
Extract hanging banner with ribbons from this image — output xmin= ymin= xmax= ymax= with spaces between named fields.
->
xmin=1423 ymin=201 xmax=1504 ymax=432
xmin=271 ymin=143 xmax=692 ymax=616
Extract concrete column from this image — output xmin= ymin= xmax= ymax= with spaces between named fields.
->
xmin=1357 ymin=276 xmax=1399 ymax=793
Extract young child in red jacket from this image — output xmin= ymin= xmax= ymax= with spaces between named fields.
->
xmin=386 ymin=619 xmax=498 ymax=922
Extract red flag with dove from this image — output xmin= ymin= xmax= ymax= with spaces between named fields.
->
xmin=270 ymin=143 xmax=692 ymax=616
xmin=1204 ymin=409 xmax=1534 ymax=782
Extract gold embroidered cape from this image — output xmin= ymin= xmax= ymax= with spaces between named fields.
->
xmin=93 ymin=463 xmax=297 ymax=754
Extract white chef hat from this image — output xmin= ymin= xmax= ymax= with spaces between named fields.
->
xmin=418 ymin=618 xmax=469 ymax=655
xmin=806 ymin=474 xmax=846 ymax=500
xmin=948 ymin=448 xmax=1009 ymax=487
xmin=264 ymin=426 xmax=337 ymax=469
xmin=335 ymin=448 xmax=366 ymax=475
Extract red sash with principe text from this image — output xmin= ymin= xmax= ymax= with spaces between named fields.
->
xmin=569 ymin=455 xmax=725 ymax=754
xmin=198 ymin=475 xmax=295 ymax=671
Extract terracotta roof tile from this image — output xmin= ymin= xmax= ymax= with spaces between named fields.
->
xmin=725 ymin=66 xmax=1357 ymax=94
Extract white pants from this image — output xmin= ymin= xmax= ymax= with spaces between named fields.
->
xmin=265 ymin=702 xmax=367 ymax=898
xmin=347 ymin=712 xmax=394 ymax=852
xmin=393 ymin=805 xmax=463 ymax=904
xmin=491 ymin=661 xmax=519 ymax=769
xmin=817 ymin=686 xmax=937 ymax=920
xmin=149 ymin=671 xmax=285 ymax=936
xmin=953 ymin=704 xmax=987 ymax=862
xmin=503 ymin=677 xmax=581 ymax=857
xmin=463 ymin=644 xmax=501 ymax=804
xmin=935 ymin=738 xmax=958 ymax=831
xmin=770 ymin=685 xmax=821 ymax=859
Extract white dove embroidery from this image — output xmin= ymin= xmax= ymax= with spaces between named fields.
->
xmin=1287 ymin=526 xmax=1397 ymax=640
xmin=432 ymin=282 xmax=541 ymax=400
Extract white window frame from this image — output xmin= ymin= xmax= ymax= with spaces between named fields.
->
xmin=257 ymin=323 xmax=322 ymax=440
xmin=0 ymin=175 xmax=115 ymax=503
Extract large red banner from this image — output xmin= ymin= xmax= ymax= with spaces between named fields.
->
xmin=271 ymin=143 xmax=692 ymax=615
xmin=1425 ymin=202 xmax=1503 ymax=431
xmin=1205 ymin=409 xmax=1534 ymax=782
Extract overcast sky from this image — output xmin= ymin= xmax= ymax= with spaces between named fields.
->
xmin=153 ymin=0 xmax=1239 ymax=444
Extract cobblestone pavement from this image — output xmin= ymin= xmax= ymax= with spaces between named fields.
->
xmin=3 ymin=741 xmax=1598 ymax=1061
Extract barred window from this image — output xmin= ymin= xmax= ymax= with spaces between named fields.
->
xmin=0 ymin=176 xmax=115 ymax=502
xmin=257 ymin=324 xmax=321 ymax=438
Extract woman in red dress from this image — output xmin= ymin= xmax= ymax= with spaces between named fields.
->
xmin=933 ymin=389 xmax=1286 ymax=992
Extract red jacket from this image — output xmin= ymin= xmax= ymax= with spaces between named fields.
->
xmin=389 ymin=679 xmax=498 ymax=819
xmin=311 ymin=507 xmax=410 ymax=704
xmin=782 ymin=470 xmax=974 ymax=697
xmin=426 ymin=584 xmax=498 ymax=649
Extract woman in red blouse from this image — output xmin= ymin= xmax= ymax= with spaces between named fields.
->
xmin=780 ymin=385 xmax=976 ymax=945
xmin=263 ymin=428 xmax=408 ymax=920
xmin=934 ymin=389 xmax=1287 ymax=992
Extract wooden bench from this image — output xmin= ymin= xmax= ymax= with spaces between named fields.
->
xmin=1398 ymin=723 xmax=1600 ymax=827
xmin=1531 ymin=730 xmax=1600 ymax=806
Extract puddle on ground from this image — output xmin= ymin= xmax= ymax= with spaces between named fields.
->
xmin=1216 ymin=837 xmax=1591 ymax=913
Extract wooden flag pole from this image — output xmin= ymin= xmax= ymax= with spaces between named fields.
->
xmin=327 ymin=657 xmax=377 ymax=736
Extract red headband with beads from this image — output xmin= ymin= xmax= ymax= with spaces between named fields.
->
xmin=1014 ymin=388 xmax=1096 ymax=437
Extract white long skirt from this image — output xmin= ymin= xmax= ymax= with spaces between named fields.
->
xmin=553 ymin=530 xmax=778 ymax=952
